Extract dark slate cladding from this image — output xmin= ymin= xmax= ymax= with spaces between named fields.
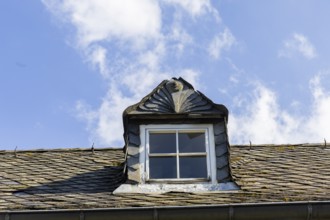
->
xmin=213 ymin=121 xmax=231 ymax=182
xmin=126 ymin=123 xmax=140 ymax=183
xmin=122 ymin=77 xmax=231 ymax=183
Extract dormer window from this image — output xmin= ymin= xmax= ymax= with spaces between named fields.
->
xmin=140 ymin=124 xmax=216 ymax=183
xmin=115 ymin=77 xmax=238 ymax=193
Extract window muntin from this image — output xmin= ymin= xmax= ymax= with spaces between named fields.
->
xmin=145 ymin=127 xmax=212 ymax=181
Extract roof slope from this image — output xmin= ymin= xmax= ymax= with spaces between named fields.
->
xmin=0 ymin=145 xmax=329 ymax=210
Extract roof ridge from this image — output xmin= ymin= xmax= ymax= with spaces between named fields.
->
xmin=231 ymin=143 xmax=327 ymax=148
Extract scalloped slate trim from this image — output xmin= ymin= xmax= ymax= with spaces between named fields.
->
xmin=123 ymin=77 xmax=228 ymax=119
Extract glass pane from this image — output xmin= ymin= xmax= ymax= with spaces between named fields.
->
xmin=179 ymin=156 xmax=207 ymax=178
xmin=179 ymin=132 xmax=206 ymax=153
xmin=149 ymin=132 xmax=176 ymax=153
xmin=149 ymin=157 xmax=177 ymax=179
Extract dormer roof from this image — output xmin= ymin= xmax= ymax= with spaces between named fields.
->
xmin=123 ymin=77 xmax=228 ymax=120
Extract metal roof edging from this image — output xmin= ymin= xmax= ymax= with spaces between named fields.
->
xmin=1 ymin=201 xmax=330 ymax=220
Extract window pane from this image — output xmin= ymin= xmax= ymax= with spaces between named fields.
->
xmin=179 ymin=132 xmax=206 ymax=153
xmin=149 ymin=132 xmax=176 ymax=153
xmin=179 ymin=156 xmax=207 ymax=178
xmin=149 ymin=157 xmax=177 ymax=179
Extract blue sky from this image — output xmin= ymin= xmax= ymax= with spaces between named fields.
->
xmin=1 ymin=0 xmax=330 ymax=150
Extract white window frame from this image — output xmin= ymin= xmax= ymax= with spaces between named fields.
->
xmin=139 ymin=124 xmax=217 ymax=184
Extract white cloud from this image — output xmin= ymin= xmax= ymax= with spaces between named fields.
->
xmin=168 ymin=23 xmax=193 ymax=55
xmin=42 ymin=0 xmax=233 ymax=147
xmin=42 ymin=0 xmax=162 ymax=47
xmin=228 ymin=73 xmax=330 ymax=145
xmin=87 ymin=46 xmax=110 ymax=78
xmin=122 ymin=69 xmax=170 ymax=98
xmin=163 ymin=0 xmax=219 ymax=19
xmin=306 ymin=73 xmax=330 ymax=140
xmin=80 ymin=86 xmax=134 ymax=146
xmin=226 ymin=58 xmax=244 ymax=84
xmin=42 ymin=0 xmax=329 ymax=147
xmin=229 ymin=83 xmax=294 ymax=144
xmin=278 ymin=33 xmax=317 ymax=60
xmin=177 ymin=69 xmax=201 ymax=89
xmin=208 ymin=28 xmax=236 ymax=59
xmin=137 ymin=42 xmax=166 ymax=71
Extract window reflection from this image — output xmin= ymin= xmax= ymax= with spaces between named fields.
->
xmin=180 ymin=156 xmax=207 ymax=178
xmin=149 ymin=157 xmax=177 ymax=179
xmin=179 ymin=132 xmax=205 ymax=153
xmin=150 ymin=133 xmax=176 ymax=153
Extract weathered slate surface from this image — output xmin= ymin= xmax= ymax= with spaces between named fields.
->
xmin=0 ymin=145 xmax=330 ymax=210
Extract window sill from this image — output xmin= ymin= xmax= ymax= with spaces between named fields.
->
xmin=146 ymin=178 xmax=209 ymax=184
xmin=113 ymin=182 xmax=239 ymax=194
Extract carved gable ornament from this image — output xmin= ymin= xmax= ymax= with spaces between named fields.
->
xmin=124 ymin=77 xmax=228 ymax=117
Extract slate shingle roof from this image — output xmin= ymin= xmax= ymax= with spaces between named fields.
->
xmin=0 ymin=144 xmax=329 ymax=210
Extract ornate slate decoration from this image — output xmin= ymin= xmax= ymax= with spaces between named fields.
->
xmin=124 ymin=77 xmax=228 ymax=116
xmin=123 ymin=77 xmax=232 ymax=184
xmin=138 ymin=79 xmax=213 ymax=113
